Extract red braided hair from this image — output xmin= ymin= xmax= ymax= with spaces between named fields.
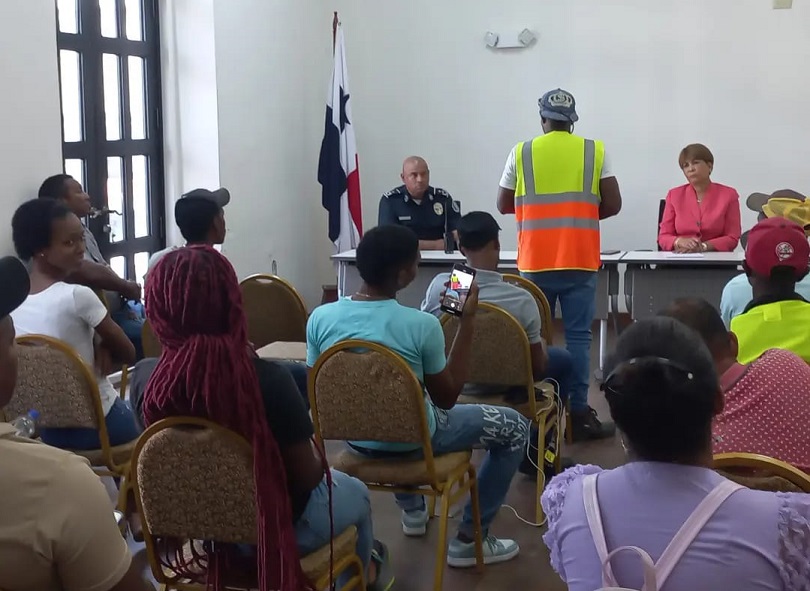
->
xmin=142 ymin=245 xmax=314 ymax=591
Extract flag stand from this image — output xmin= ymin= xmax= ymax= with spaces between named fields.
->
xmin=332 ymin=11 xmax=339 ymax=53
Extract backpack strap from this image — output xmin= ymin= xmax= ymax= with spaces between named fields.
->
xmin=583 ymin=473 xmax=617 ymax=585
xmin=602 ymin=546 xmax=658 ymax=591
xmin=653 ymin=479 xmax=743 ymax=587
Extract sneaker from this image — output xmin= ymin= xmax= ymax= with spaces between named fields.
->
xmin=401 ymin=507 xmax=429 ymax=537
xmin=571 ymin=406 xmax=616 ymax=442
xmin=367 ymin=540 xmax=395 ymax=591
xmin=447 ymin=534 xmax=519 ymax=568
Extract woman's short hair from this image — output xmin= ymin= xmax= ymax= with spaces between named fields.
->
xmin=602 ymin=317 xmax=719 ymax=463
xmin=678 ymin=143 xmax=714 ymax=168
xmin=11 ymin=198 xmax=72 ymax=260
xmin=356 ymin=225 xmax=419 ymax=287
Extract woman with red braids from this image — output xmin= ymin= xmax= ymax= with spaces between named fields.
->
xmin=142 ymin=245 xmax=392 ymax=591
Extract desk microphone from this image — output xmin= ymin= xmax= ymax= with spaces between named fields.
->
xmin=444 ymin=200 xmax=460 ymax=254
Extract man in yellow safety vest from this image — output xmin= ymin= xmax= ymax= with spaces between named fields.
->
xmin=496 ymin=88 xmax=622 ymax=441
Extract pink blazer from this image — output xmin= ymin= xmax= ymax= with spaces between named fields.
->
xmin=658 ymin=182 xmax=741 ymax=252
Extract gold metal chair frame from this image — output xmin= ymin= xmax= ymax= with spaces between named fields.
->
xmin=714 ymin=452 xmax=810 ymax=492
xmin=131 ymin=416 xmax=366 ymax=591
xmin=309 ymin=340 xmax=484 ymax=591
xmin=239 ymin=273 xmax=308 ymax=348
xmin=441 ymin=302 xmax=561 ymax=523
xmin=15 ymin=335 xmax=134 ymax=512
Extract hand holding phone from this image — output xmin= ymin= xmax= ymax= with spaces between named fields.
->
xmin=440 ymin=263 xmax=477 ymax=316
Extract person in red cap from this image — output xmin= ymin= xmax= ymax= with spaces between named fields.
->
xmin=731 ymin=217 xmax=810 ymax=364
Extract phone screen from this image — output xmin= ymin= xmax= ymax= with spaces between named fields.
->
xmin=441 ymin=264 xmax=476 ymax=315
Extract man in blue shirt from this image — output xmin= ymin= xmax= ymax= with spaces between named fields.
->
xmin=378 ymin=156 xmax=460 ymax=250
xmin=307 ymin=225 xmax=526 ymax=568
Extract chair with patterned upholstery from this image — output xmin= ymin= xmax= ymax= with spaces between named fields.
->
xmin=141 ymin=318 xmax=162 ymax=359
xmin=308 ymin=340 xmax=484 ymax=591
xmin=501 ymin=273 xmax=554 ymax=345
xmin=441 ymin=302 xmax=561 ymax=523
xmin=8 ymin=335 xmax=135 ymax=511
xmin=714 ymin=452 xmax=810 ymax=493
xmin=501 ymin=274 xmax=574 ymax=445
xmin=239 ymin=274 xmax=308 ymax=350
xmin=132 ymin=417 xmax=366 ymax=591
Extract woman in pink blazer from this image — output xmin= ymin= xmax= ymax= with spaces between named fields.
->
xmin=658 ymin=143 xmax=741 ymax=252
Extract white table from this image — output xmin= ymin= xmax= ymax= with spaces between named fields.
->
xmin=622 ymin=251 xmax=744 ymax=320
xmin=332 ymin=250 xmax=624 ymax=368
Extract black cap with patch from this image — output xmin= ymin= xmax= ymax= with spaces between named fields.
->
xmin=0 ymin=257 xmax=30 ymax=319
xmin=457 ymin=211 xmax=502 ymax=250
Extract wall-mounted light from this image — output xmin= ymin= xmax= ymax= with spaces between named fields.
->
xmin=484 ymin=28 xmax=536 ymax=50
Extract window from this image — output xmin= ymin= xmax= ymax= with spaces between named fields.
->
xmin=56 ymin=0 xmax=165 ymax=286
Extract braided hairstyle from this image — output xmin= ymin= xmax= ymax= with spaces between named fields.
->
xmin=602 ymin=316 xmax=720 ymax=463
xmin=143 ymin=245 xmax=314 ymax=591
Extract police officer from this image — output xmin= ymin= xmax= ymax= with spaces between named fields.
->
xmin=378 ymin=156 xmax=460 ymax=250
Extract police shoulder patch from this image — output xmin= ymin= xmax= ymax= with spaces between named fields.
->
xmin=383 ymin=186 xmax=405 ymax=199
xmin=434 ymin=187 xmax=450 ymax=198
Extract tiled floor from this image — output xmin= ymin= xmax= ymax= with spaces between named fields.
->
xmin=126 ymin=320 xmax=627 ymax=590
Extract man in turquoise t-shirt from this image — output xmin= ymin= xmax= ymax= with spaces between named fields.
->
xmin=307 ymin=225 xmax=527 ymax=569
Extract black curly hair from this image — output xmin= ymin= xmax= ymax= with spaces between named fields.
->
xmin=12 ymin=198 xmax=74 ymax=261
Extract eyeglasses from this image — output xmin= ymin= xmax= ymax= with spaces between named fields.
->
xmin=600 ymin=356 xmax=694 ymax=396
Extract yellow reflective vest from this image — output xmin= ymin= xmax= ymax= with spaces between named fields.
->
xmin=731 ymin=299 xmax=810 ymax=364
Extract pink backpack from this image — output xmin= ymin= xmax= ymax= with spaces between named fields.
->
xmin=582 ymin=473 xmax=742 ymax=591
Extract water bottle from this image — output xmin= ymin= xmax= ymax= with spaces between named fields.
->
xmin=10 ymin=409 xmax=39 ymax=438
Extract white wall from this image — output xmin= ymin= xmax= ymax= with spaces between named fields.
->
xmin=160 ymin=0 xmax=221 ymax=248
xmin=212 ymin=0 xmax=335 ymax=306
xmin=333 ymin=0 xmax=810 ymax=251
xmin=0 ymin=0 xmax=63 ymax=255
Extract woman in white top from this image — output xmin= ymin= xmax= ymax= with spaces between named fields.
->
xmin=10 ymin=199 xmax=140 ymax=449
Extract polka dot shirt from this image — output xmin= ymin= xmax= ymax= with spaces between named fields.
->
xmin=714 ymin=348 xmax=810 ymax=473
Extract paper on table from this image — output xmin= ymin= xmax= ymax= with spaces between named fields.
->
xmin=665 ymin=253 xmax=705 ymax=258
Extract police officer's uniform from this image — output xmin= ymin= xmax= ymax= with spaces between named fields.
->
xmin=377 ymin=185 xmax=461 ymax=241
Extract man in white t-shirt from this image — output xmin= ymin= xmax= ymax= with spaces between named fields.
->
xmin=145 ymin=188 xmax=230 ymax=280
xmin=0 ymin=256 xmax=153 ymax=591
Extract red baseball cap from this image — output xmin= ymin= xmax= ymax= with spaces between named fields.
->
xmin=745 ymin=217 xmax=810 ymax=279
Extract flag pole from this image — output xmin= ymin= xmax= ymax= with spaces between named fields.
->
xmin=332 ymin=12 xmax=338 ymax=53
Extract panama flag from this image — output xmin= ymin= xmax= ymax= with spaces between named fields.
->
xmin=318 ymin=22 xmax=362 ymax=252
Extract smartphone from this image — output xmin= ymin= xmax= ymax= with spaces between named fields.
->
xmin=440 ymin=263 xmax=477 ymax=316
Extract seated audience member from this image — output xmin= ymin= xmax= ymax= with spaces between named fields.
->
xmin=658 ymin=143 xmax=741 ymax=253
xmin=421 ymin=211 xmax=575 ymax=404
xmin=731 ymin=217 xmax=810 ymax=364
xmin=664 ymin=298 xmax=810 ymax=473
xmin=10 ymin=199 xmax=140 ymax=450
xmin=720 ymin=189 xmax=810 ymax=326
xmin=0 ymin=256 xmax=152 ymax=591
xmin=39 ymin=174 xmax=146 ymax=357
xmin=421 ymin=211 xmax=575 ymax=475
xmin=307 ymin=225 xmax=527 ymax=566
xmin=541 ymin=317 xmax=810 ymax=591
xmin=145 ymin=187 xmax=230 ymax=277
xmin=142 ymin=246 xmax=392 ymax=591
xmin=425 ymin=212 xmax=602 ymax=442
xmin=135 ymin=186 xmax=307 ymax=402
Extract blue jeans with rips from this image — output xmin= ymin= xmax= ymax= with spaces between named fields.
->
xmin=393 ymin=403 xmax=529 ymax=538
xmin=521 ymin=270 xmax=597 ymax=412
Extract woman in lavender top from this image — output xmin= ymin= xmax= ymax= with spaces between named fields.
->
xmin=541 ymin=317 xmax=810 ymax=591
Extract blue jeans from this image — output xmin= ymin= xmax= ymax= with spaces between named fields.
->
xmin=295 ymin=469 xmax=373 ymax=586
xmin=522 ymin=270 xmax=596 ymax=412
xmin=39 ymin=398 xmax=142 ymax=450
xmin=112 ymin=301 xmax=145 ymax=360
xmin=545 ymin=346 xmax=574 ymax=406
xmin=394 ymin=404 xmax=528 ymax=538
